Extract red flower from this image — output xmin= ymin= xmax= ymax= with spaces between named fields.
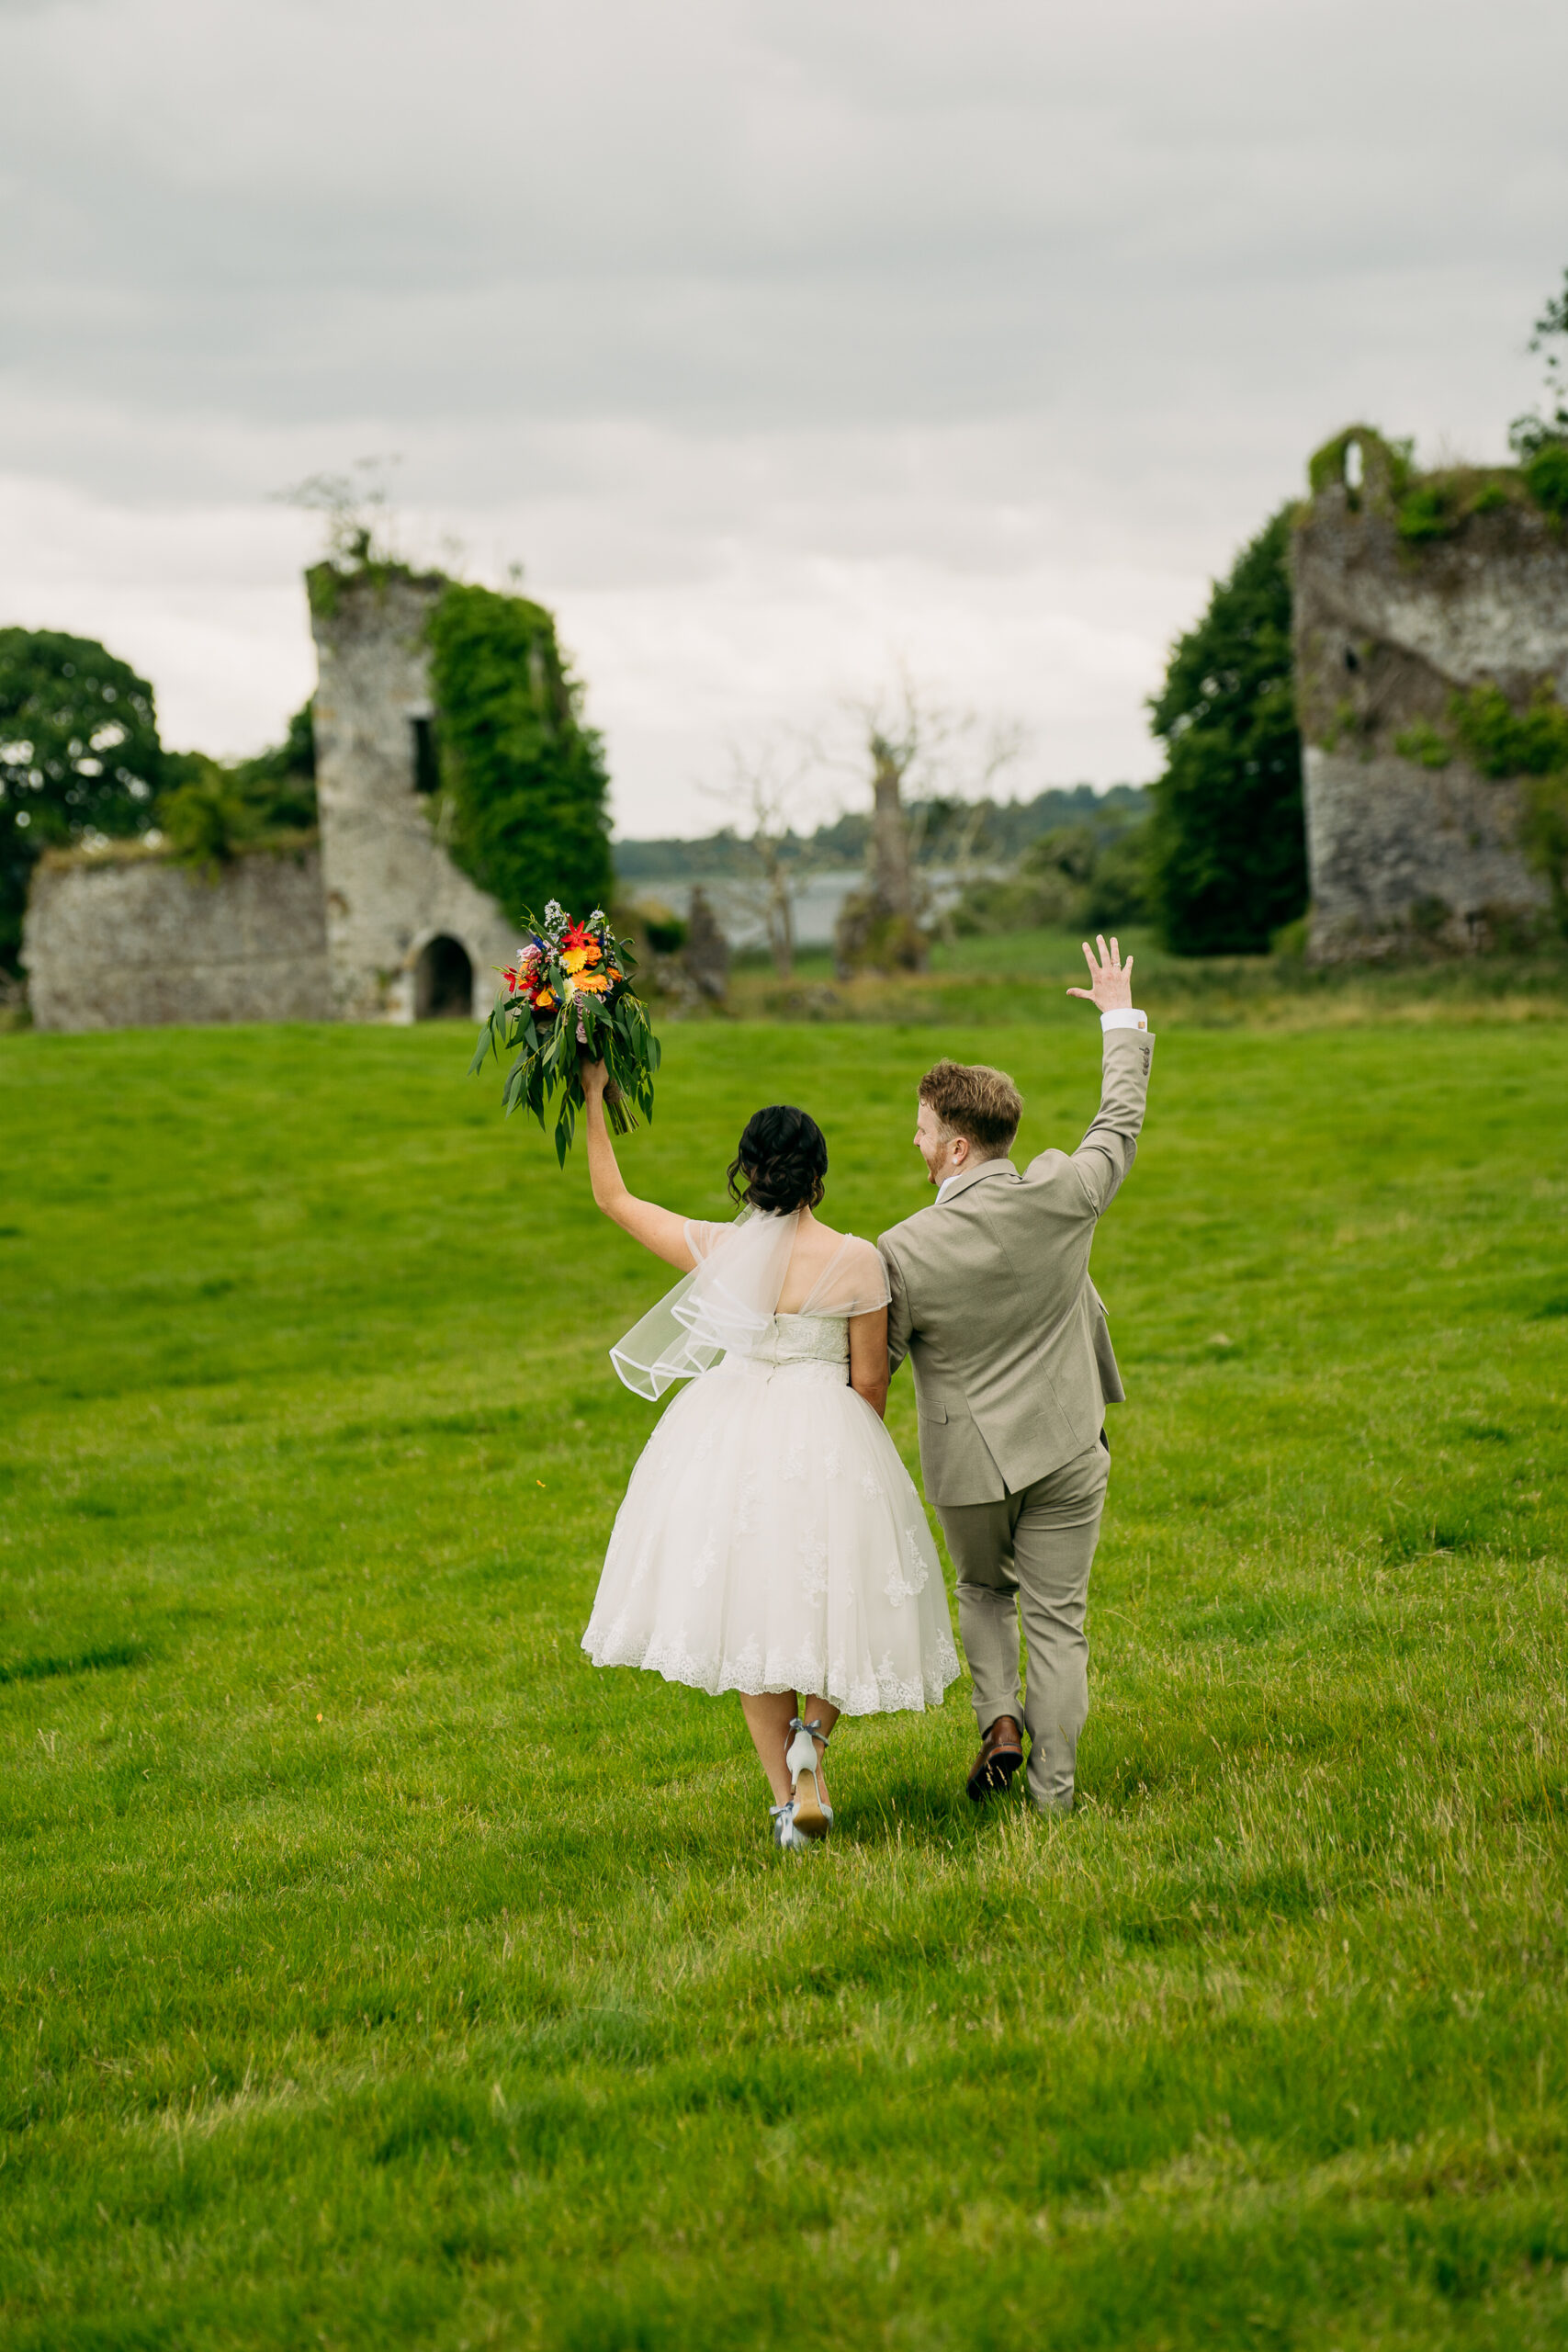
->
xmin=560 ymin=919 xmax=593 ymax=952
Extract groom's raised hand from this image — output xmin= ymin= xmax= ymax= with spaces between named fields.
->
xmin=1066 ymin=933 xmax=1134 ymax=1014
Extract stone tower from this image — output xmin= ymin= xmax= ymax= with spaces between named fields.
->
xmin=310 ymin=568 xmax=516 ymax=1021
xmin=1292 ymin=429 xmax=1567 ymax=959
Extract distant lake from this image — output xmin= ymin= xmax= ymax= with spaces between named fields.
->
xmin=624 ymin=869 xmax=973 ymax=951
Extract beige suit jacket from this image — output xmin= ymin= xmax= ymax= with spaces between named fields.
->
xmin=877 ymin=1028 xmax=1155 ymax=1508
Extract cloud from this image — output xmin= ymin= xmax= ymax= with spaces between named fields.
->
xmin=1 ymin=0 xmax=1563 ymax=828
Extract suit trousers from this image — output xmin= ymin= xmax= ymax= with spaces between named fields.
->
xmin=937 ymin=1435 xmax=1110 ymax=1815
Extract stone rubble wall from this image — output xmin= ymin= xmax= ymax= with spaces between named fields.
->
xmin=23 ymin=843 xmax=332 ymax=1032
xmin=310 ymin=572 xmax=515 ymax=1021
xmin=1292 ymin=464 xmax=1566 ymax=959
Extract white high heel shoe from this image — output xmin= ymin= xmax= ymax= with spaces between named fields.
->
xmin=770 ymin=1799 xmax=813 ymax=1852
xmin=785 ymin=1715 xmax=834 ymax=1840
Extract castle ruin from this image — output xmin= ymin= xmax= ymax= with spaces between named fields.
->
xmin=1292 ymin=429 xmax=1568 ymax=959
xmin=310 ymin=570 xmax=513 ymax=1023
xmin=23 ymin=571 xmax=515 ymax=1031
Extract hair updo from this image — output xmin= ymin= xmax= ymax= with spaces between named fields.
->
xmin=728 ymin=1104 xmax=828 ymax=1215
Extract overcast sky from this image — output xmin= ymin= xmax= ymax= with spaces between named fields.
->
xmin=3 ymin=0 xmax=1564 ymax=836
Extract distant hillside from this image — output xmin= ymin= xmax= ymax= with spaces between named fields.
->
xmin=615 ymin=783 xmax=1146 ymax=881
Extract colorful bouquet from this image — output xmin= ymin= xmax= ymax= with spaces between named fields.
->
xmin=469 ymin=901 xmax=660 ymax=1163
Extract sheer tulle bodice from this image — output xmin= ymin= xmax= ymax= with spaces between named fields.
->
xmin=583 ymin=1209 xmax=960 ymax=1716
xmin=610 ymin=1207 xmax=889 ymax=1398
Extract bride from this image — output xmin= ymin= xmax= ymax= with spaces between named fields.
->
xmin=578 ymin=1060 xmax=960 ymax=1851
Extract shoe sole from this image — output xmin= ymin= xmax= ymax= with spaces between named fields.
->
xmin=792 ymin=1774 xmax=830 ymax=1838
xmin=966 ymin=1749 xmax=1023 ymax=1803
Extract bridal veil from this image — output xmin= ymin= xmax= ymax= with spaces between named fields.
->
xmin=610 ymin=1207 xmax=890 ymax=1398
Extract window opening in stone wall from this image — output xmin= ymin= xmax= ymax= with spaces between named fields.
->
xmin=414 ymin=934 xmax=472 ymax=1020
xmin=411 ymin=714 xmax=439 ymax=795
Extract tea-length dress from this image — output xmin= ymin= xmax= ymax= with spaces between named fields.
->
xmin=581 ymin=1209 xmax=960 ymax=1714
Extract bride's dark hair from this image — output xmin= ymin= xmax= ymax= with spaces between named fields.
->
xmin=728 ymin=1104 xmax=828 ymax=1214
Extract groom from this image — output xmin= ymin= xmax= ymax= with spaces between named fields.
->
xmin=877 ymin=936 xmax=1153 ymax=1816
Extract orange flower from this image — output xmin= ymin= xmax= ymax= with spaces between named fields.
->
xmin=534 ymin=987 xmax=557 ymax=1012
xmin=574 ymin=972 xmax=611 ymax=994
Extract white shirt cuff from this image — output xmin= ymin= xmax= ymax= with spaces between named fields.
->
xmin=1101 ymin=1008 xmax=1148 ymax=1033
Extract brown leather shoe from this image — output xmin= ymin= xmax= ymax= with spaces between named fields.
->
xmin=965 ymin=1714 xmax=1024 ymax=1802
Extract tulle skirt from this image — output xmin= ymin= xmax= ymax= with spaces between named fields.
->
xmin=582 ymin=1357 xmax=961 ymax=1714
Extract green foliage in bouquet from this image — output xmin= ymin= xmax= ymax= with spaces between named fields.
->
xmin=469 ymin=902 xmax=660 ymax=1166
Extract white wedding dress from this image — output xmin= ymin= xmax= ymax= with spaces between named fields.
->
xmin=582 ymin=1209 xmax=961 ymax=1714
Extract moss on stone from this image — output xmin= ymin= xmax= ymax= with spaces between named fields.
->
xmin=305 ymin=553 xmax=445 ymax=623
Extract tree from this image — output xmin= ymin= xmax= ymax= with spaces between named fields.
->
xmin=1145 ymin=506 xmax=1307 ymax=955
xmin=833 ymin=684 xmax=934 ymax=974
xmin=1509 ymin=266 xmax=1568 ymax=460
xmin=0 ymin=628 xmax=163 ymax=974
xmin=157 ymin=701 xmax=318 ymax=867
xmin=229 ymin=698 xmax=317 ymax=830
xmin=710 ymin=736 xmax=818 ymax=980
xmin=1509 ymin=266 xmax=1568 ymax=520
xmin=425 ymin=583 xmax=613 ymax=930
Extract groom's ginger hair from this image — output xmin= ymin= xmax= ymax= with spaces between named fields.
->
xmin=918 ymin=1060 xmax=1021 ymax=1156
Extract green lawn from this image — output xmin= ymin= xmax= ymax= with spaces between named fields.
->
xmin=722 ymin=926 xmax=1568 ymax=1027
xmin=3 ymin=1014 xmax=1566 ymax=2350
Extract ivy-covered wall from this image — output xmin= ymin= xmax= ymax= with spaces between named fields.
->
xmin=424 ymin=583 xmax=613 ymax=929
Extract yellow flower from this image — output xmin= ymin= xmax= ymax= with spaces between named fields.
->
xmin=560 ymin=944 xmax=600 ymax=975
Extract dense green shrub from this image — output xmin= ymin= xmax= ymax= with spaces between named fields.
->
xmin=1084 ymin=820 xmax=1151 ymax=926
xmin=0 ymin=628 xmax=163 ymax=973
xmin=425 ymin=585 xmax=613 ymax=930
xmin=948 ymin=809 xmax=1148 ymax=938
xmin=157 ymin=700 xmax=318 ymax=868
xmin=1145 ymin=507 xmax=1307 ymax=956
xmin=1524 ymin=443 xmax=1568 ymax=519
xmin=157 ymin=762 xmax=267 ymax=869
xmin=230 ymin=698 xmax=317 ymax=826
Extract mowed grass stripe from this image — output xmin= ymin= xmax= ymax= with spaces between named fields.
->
xmin=1 ymin=1018 xmax=1565 ymax=2349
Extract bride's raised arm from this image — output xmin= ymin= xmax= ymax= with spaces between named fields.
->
xmin=581 ymin=1059 xmax=694 ymax=1270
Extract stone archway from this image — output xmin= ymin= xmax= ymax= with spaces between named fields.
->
xmin=413 ymin=934 xmax=473 ymax=1020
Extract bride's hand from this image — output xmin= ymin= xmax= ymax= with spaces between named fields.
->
xmin=580 ymin=1056 xmax=610 ymax=1102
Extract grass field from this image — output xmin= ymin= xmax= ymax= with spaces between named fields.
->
xmin=3 ymin=1011 xmax=1567 ymax=2350
xmin=720 ymin=926 xmax=1568 ymax=1029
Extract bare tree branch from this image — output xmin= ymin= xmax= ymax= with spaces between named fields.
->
xmin=701 ymin=730 xmax=823 ymax=979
